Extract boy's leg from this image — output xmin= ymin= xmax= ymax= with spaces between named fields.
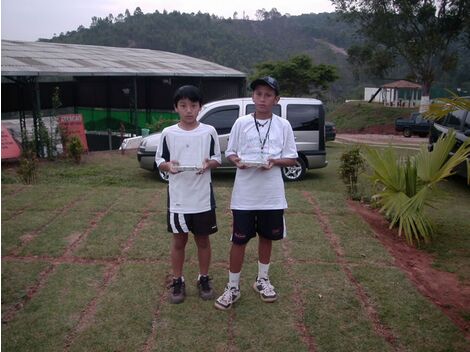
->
xmin=215 ymin=210 xmax=254 ymax=310
xmin=253 ymin=239 xmax=277 ymax=302
xmin=258 ymin=236 xmax=272 ymax=266
xmin=194 ymin=234 xmax=211 ymax=276
xmin=171 ymin=233 xmax=188 ymax=278
xmin=229 ymin=242 xmax=247 ymax=274
xmin=214 ymin=244 xmax=243 ymax=310
xmin=253 ymin=210 xmax=284 ymax=303
xmin=194 ymin=234 xmax=215 ymax=300
xmin=258 ymin=236 xmax=272 ymax=280
xmin=169 ymin=233 xmax=188 ymax=304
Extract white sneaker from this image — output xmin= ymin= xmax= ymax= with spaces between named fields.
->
xmin=253 ymin=277 xmax=277 ymax=302
xmin=214 ymin=284 xmax=241 ymax=310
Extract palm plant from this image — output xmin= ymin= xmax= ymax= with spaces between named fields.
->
xmin=364 ymin=130 xmax=470 ymax=245
xmin=424 ymin=93 xmax=470 ymax=121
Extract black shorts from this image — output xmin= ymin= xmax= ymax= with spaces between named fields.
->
xmin=167 ymin=209 xmax=218 ymax=235
xmin=231 ymin=209 xmax=285 ymax=245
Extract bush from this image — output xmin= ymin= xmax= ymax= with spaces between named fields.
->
xmin=67 ymin=136 xmax=84 ymax=164
xmin=17 ymin=148 xmax=38 ymax=184
xmin=339 ymin=146 xmax=365 ymax=199
xmin=147 ymin=118 xmax=179 ymax=132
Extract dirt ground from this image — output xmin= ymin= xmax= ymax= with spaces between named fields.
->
xmin=348 ymin=201 xmax=470 ymax=339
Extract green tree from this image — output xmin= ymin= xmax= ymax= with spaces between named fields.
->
xmin=332 ymin=0 xmax=468 ymax=111
xmin=252 ymin=54 xmax=339 ymax=96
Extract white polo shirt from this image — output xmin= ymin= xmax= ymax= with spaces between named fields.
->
xmin=226 ymin=114 xmax=298 ymax=210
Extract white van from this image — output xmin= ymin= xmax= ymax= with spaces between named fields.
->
xmin=137 ymin=97 xmax=328 ymax=181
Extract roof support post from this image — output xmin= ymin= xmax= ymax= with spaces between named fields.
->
xmin=29 ymin=77 xmax=44 ymax=158
xmin=133 ymin=76 xmax=138 ymax=136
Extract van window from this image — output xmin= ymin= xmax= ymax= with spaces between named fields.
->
xmin=246 ymin=104 xmax=281 ymax=116
xmin=200 ymin=105 xmax=239 ymax=134
xmin=286 ymin=104 xmax=320 ymax=131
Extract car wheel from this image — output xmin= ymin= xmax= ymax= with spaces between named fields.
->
xmin=403 ymin=128 xmax=412 ymax=137
xmin=282 ymin=158 xmax=306 ymax=182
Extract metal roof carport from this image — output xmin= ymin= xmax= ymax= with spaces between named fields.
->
xmin=1 ymin=40 xmax=246 ymax=154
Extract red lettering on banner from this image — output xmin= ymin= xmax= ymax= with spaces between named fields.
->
xmin=1 ymin=126 xmax=22 ymax=160
xmin=58 ymin=114 xmax=88 ymax=152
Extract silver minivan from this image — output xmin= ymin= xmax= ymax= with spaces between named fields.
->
xmin=137 ymin=97 xmax=328 ymax=181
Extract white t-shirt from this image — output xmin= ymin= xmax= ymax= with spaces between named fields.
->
xmin=226 ymin=114 xmax=298 ymax=210
xmin=155 ymin=123 xmax=221 ymax=214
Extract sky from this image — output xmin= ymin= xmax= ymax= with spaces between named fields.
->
xmin=1 ymin=0 xmax=335 ymax=41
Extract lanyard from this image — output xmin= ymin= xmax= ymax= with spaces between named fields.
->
xmin=253 ymin=114 xmax=272 ymax=152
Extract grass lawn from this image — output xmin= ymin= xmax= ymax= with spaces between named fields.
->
xmin=1 ymin=143 xmax=469 ymax=351
xmin=328 ymin=101 xmax=417 ymax=132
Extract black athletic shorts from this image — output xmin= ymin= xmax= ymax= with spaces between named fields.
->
xmin=167 ymin=209 xmax=218 ymax=235
xmin=231 ymin=209 xmax=285 ymax=245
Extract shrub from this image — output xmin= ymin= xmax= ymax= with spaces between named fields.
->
xmin=147 ymin=118 xmax=179 ymax=132
xmin=339 ymin=146 xmax=365 ymax=199
xmin=364 ymin=130 xmax=470 ymax=245
xmin=17 ymin=147 xmax=38 ymax=184
xmin=67 ymin=136 xmax=84 ymax=164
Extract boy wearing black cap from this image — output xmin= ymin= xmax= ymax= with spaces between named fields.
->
xmin=214 ymin=77 xmax=298 ymax=310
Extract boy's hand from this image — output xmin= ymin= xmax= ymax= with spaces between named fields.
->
xmin=197 ymin=158 xmax=210 ymax=174
xmin=198 ymin=158 xmax=221 ymax=174
xmin=261 ymin=159 xmax=275 ymax=170
xmin=166 ymin=160 xmax=180 ymax=174
xmin=229 ymin=155 xmax=248 ymax=169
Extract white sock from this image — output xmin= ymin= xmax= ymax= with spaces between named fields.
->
xmin=229 ymin=271 xmax=240 ymax=288
xmin=197 ymin=273 xmax=208 ymax=281
xmin=258 ymin=261 xmax=270 ymax=280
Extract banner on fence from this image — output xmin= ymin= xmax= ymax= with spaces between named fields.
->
xmin=58 ymin=114 xmax=88 ymax=152
xmin=1 ymin=126 xmax=22 ymax=160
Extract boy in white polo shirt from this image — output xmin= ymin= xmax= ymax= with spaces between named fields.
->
xmin=215 ymin=76 xmax=298 ymax=310
xmin=156 ymin=85 xmax=221 ymax=304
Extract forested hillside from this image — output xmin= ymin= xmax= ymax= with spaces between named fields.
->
xmin=42 ymin=8 xmax=470 ymax=101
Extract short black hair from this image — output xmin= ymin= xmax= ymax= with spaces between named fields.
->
xmin=173 ymin=85 xmax=203 ymax=107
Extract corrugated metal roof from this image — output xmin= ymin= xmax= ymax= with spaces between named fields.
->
xmin=1 ymin=40 xmax=246 ymax=78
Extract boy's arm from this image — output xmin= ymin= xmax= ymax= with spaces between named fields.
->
xmin=198 ymin=127 xmax=222 ymax=174
xmin=225 ymin=120 xmax=249 ymax=169
xmin=155 ymin=133 xmax=179 ymax=174
xmin=263 ymin=121 xmax=298 ymax=169
xmin=267 ymin=158 xmax=297 ymax=167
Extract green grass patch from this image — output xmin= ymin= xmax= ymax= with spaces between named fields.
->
xmin=1 ymin=144 xmax=468 ymax=351
xmin=298 ymin=264 xmax=392 ymax=351
xmin=1 ymin=261 xmax=51 ymax=309
xmin=353 ymin=266 xmax=469 ymax=352
xmin=329 ymin=101 xmax=417 ymax=132
xmin=74 ymin=210 xmax=143 ymax=259
xmin=68 ymin=263 xmax=167 ymax=352
xmin=2 ymin=264 xmax=105 ymax=352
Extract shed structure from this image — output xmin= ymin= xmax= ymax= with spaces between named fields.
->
xmin=1 ymin=40 xmax=246 ymax=151
xmin=380 ymin=80 xmax=422 ymax=107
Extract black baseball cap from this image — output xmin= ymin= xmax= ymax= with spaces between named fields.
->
xmin=250 ymin=76 xmax=280 ymax=95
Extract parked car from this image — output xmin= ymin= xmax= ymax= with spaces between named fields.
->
xmin=138 ymin=97 xmax=328 ymax=182
xmin=395 ymin=112 xmax=432 ymax=137
xmin=325 ymin=121 xmax=336 ymax=141
xmin=428 ymin=108 xmax=470 ymax=179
